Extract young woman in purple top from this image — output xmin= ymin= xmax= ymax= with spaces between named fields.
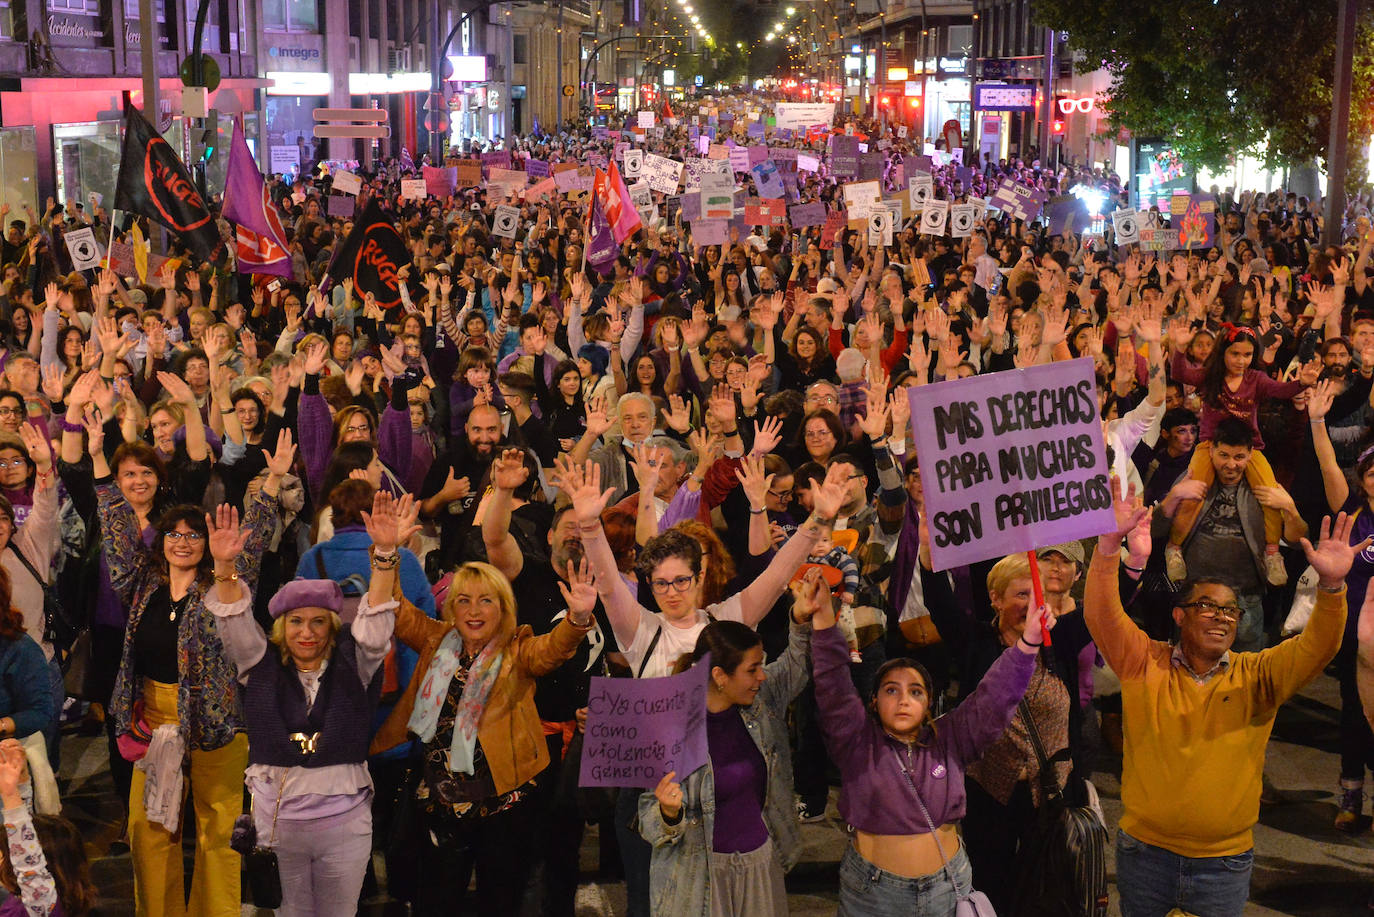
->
xmin=806 ymin=563 xmax=1050 ymax=915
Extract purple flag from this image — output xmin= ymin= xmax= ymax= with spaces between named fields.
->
xmin=221 ymin=119 xmax=291 ymax=277
xmin=586 ymin=193 xmax=619 ymax=274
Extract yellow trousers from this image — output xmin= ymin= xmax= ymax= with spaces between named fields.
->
xmin=128 ymin=679 xmax=247 ymax=917
xmin=1168 ymin=442 xmax=1283 ymax=548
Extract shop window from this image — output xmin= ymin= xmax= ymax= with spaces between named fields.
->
xmin=184 ymin=0 xmax=222 ymax=50
xmin=947 ymin=24 xmax=971 ymax=56
xmin=263 ymin=0 xmax=317 ymax=32
xmin=0 ymin=1 xmax=10 ymax=41
xmin=513 ymin=32 xmax=527 ymax=64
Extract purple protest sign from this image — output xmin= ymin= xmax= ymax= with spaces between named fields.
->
xmin=327 ymin=194 xmax=355 ymax=218
xmin=525 ymin=159 xmax=550 ymax=179
xmin=579 ymin=654 xmax=710 ymax=788
xmin=907 ymin=359 xmax=1116 ymax=572
xmin=752 ymin=160 xmax=785 ymax=199
xmin=988 ymin=177 xmax=1048 ymax=222
xmin=789 ymin=202 xmax=827 ymax=228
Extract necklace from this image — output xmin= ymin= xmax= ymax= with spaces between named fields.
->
xmin=169 ymin=594 xmax=191 ymax=623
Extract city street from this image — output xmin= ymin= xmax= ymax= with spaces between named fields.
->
xmin=65 ymin=668 xmax=1374 ymax=915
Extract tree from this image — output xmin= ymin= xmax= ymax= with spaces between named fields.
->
xmin=1035 ymin=0 xmax=1374 ymax=177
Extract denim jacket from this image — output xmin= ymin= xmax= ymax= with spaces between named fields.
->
xmin=637 ymin=619 xmax=812 ymax=917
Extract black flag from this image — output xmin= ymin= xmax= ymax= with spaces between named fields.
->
xmin=325 ymin=196 xmax=410 ymax=308
xmin=113 ymin=101 xmax=224 ymax=265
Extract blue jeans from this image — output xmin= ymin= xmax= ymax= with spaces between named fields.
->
xmin=1233 ymin=593 xmax=1265 ymax=654
xmin=1116 ymin=830 xmax=1252 ymax=917
xmin=838 ymin=843 xmax=971 ymax=917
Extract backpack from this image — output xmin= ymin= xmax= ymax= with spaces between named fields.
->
xmin=313 ymin=552 xmax=400 ymax=700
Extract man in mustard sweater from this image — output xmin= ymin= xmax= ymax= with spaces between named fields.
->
xmin=1086 ymin=490 xmax=1369 ymax=917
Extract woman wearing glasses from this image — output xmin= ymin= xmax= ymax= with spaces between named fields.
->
xmin=94 ymin=424 xmax=292 ymax=917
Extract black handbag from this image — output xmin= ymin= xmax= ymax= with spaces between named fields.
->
xmin=1014 ymin=700 xmax=1109 ymax=917
xmin=11 ymin=545 xmax=76 ymax=651
xmin=237 ymin=779 xmax=285 ymax=909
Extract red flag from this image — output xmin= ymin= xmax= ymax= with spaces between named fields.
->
xmin=599 ymin=160 xmax=642 ymax=245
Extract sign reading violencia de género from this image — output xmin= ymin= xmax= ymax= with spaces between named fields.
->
xmin=908 ymin=359 xmax=1117 ymax=571
xmin=579 ymin=653 xmax=709 ymax=788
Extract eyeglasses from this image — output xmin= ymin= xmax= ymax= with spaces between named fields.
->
xmin=0 ymin=459 xmax=26 ymax=469
xmin=164 ymin=531 xmax=205 ymax=543
xmin=804 ymin=429 xmax=834 ymax=440
xmin=649 ymin=574 xmax=696 ymax=595
xmin=806 ymin=393 xmax=839 ymax=405
xmin=1178 ymin=600 xmax=1244 ymax=622
xmin=767 ymin=488 xmax=793 ymax=500
xmin=343 ymin=423 xmax=372 ymax=435
xmin=0 ymin=408 xmax=21 ymax=417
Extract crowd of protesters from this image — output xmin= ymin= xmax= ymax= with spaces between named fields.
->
xmin=0 ymin=98 xmax=1368 ymax=917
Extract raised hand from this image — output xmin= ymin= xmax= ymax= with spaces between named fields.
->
xmin=584 ymin=394 xmax=613 ymax=439
xmin=82 ymin=405 xmax=104 ymax=457
xmin=303 ymin=339 xmax=328 ymax=375
xmin=40 ymin=364 xmax=63 ymax=404
xmin=810 ymin=463 xmax=849 ymax=520
xmin=628 ymin=441 xmax=661 ymax=489
xmin=1300 ymin=512 xmax=1371 ymax=588
xmin=206 ymin=504 xmax=247 ymax=564
xmin=750 ymin=414 xmax=783 ymax=456
xmin=789 ymin=566 xmax=835 ymax=626
xmin=491 ymin=448 xmax=531 ymax=491
xmin=1108 ymin=475 xmax=1150 ymax=538
xmin=858 ymin=389 xmax=890 ymax=440
xmin=362 ymin=490 xmax=422 ymax=554
xmin=735 ymin=453 xmax=773 ymax=510
xmin=557 ymin=459 xmax=614 ymax=526
xmin=17 ymin=421 xmax=51 ymax=474
xmin=156 ymin=371 xmax=196 ymax=405
xmin=687 ymin=428 xmax=721 ymax=470
xmin=556 ymin=557 xmax=598 ymax=621
xmin=264 ymin=429 xmax=296 ymax=478
xmin=1307 ymin=378 xmax=1338 ymax=421
xmin=664 ymin=393 xmax=692 ymax=434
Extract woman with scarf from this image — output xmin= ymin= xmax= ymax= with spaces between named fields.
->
xmin=98 ymin=427 xmax=292 ymax=917
xmin=208 ymin=491 xmax=403 ymax=917
xmin=366 ymin=491 xmax=595 ymax=915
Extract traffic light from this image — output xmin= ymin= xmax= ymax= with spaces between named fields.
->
xmin=1052 ymin=119 xmax=1065 ymax=136
xmin=908 ymin=97 xmax=920 ymax=110
xmin=200 ymin=111 xmax=219 ymax=162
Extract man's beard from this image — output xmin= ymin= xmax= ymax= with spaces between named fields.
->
xmin=1325 ymin=364 xmax=1349 ymax=380
xmin=551 ymin=538 xmax=584 ymax=572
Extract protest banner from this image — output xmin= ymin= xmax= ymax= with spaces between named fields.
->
xmin=988 ymin=178 xmax=1048 ymax=222
xmin=400 ymin=179 xmax=427 ymax=201
xmin=1169 ymin=192 xmax=1217 ymax=250
xmin=920 ymin=200 xmax=949 ymax=236
xmin=789 ymin=202 xmax=827 ymax=229
xmin=797 ymin=154 xmax=820 ymax=173
xmin=480 ymin=150 xmax=512 ymax=172
xmin=830 ymin=135 xmax=860 ymax=177
xmin=642 ymin=153 xmax=684 ymax=195
xmin=525 ymin=158 xmax=550 ymax=179
xmin=423 ymin=165 xmax=457 ymax=198
xmin=331 ymin=170 xmax=362 ymax=196
xmin=700 ymin=172 xmax=735 ymax=219
xmin=908 ymin=175 xmax=933 ymax=211
xmin=1112 ymin=208 xmax=1140 ymax=245
xmin=906 ymin=359 xmax=1117 ymax=572
xmin=774 ymin=102 xmax=835 ymax=131
xmin=752 ymin=160 xmax=785 ymax=199
xmin=692 ymin=219 xmax=728 ymax=246
xmin=579 ymin=656 xmax=709 ymax=788
xmin=453 ymin=160 xmax=484 ymax=188
xmin=327 ymin=194 xmax=355 ymax=218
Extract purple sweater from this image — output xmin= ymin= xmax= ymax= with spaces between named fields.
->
xmin=298 ymin=387 xmax=412 ymax=502
xmin=812 ymin=625 xmax=1035 ymax=835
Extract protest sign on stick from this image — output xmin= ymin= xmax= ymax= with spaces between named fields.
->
xmin=579 ymin=655 xmax=710 ymax=788
xmin=907 ymin=359 xmax=1117 ymax=572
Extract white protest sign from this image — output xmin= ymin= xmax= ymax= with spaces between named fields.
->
xmin=920 ymin=199 xmax=950 ymax=236
xmin=950 ymin=204 xmax=977 ymax=238
xmin=638 ymin=111 xmax=656 ymax=129
xmin=628 ymin=181 xmax=654 ymax=210
xmin=622 ymin=149 xmax=644 ymax=179
xmin=492 ymin=205 xmax=521 ymax=238
xmin=331 ymin=170 xmax=362 ymax=196
xmin=868 ymin=210 xmax=894 ymax=247
xmin=908 ymin=176 xmax=933 ymax=211
xmin=642 ymin=153 xmax=684 ymax=195
xmin=773 ymin=102 xmax=835 ymax=131
xmin=269 ymin=145 xmax=300 ymax=175
xmin=1112 ymin=209 xmax=1140 ymax=245
xmin=64 ymin=226 xmax=102 ymax=271
xmin=797 ymin=154 xmax=820 ymax=173
xmin=844 ymin=181 xmax=881 ymax=211
xmin=400 ymin=179 xmax=427 ymax=200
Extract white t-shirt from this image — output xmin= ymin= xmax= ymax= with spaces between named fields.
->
xmin=622 ymin=594 xmax=746 ymax=679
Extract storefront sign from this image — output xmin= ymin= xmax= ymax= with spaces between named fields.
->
xmin=974 ymin=83 xmax=1037 ymax=112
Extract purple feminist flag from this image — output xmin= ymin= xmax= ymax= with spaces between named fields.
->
xmin=221 ymin=119 xmax=291 ymax=277
xmin=586 ymin=192 xmax=619 ymax=274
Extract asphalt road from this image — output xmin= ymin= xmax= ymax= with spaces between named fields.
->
xmin=62 ymin=668 xmax=1374 ymax=915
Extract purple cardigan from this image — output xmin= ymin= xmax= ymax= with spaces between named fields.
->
xmin=813 ymin=624 xmax=1034 ymax=835
xmin=298 ymin=389 xmax=412 ymax=502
